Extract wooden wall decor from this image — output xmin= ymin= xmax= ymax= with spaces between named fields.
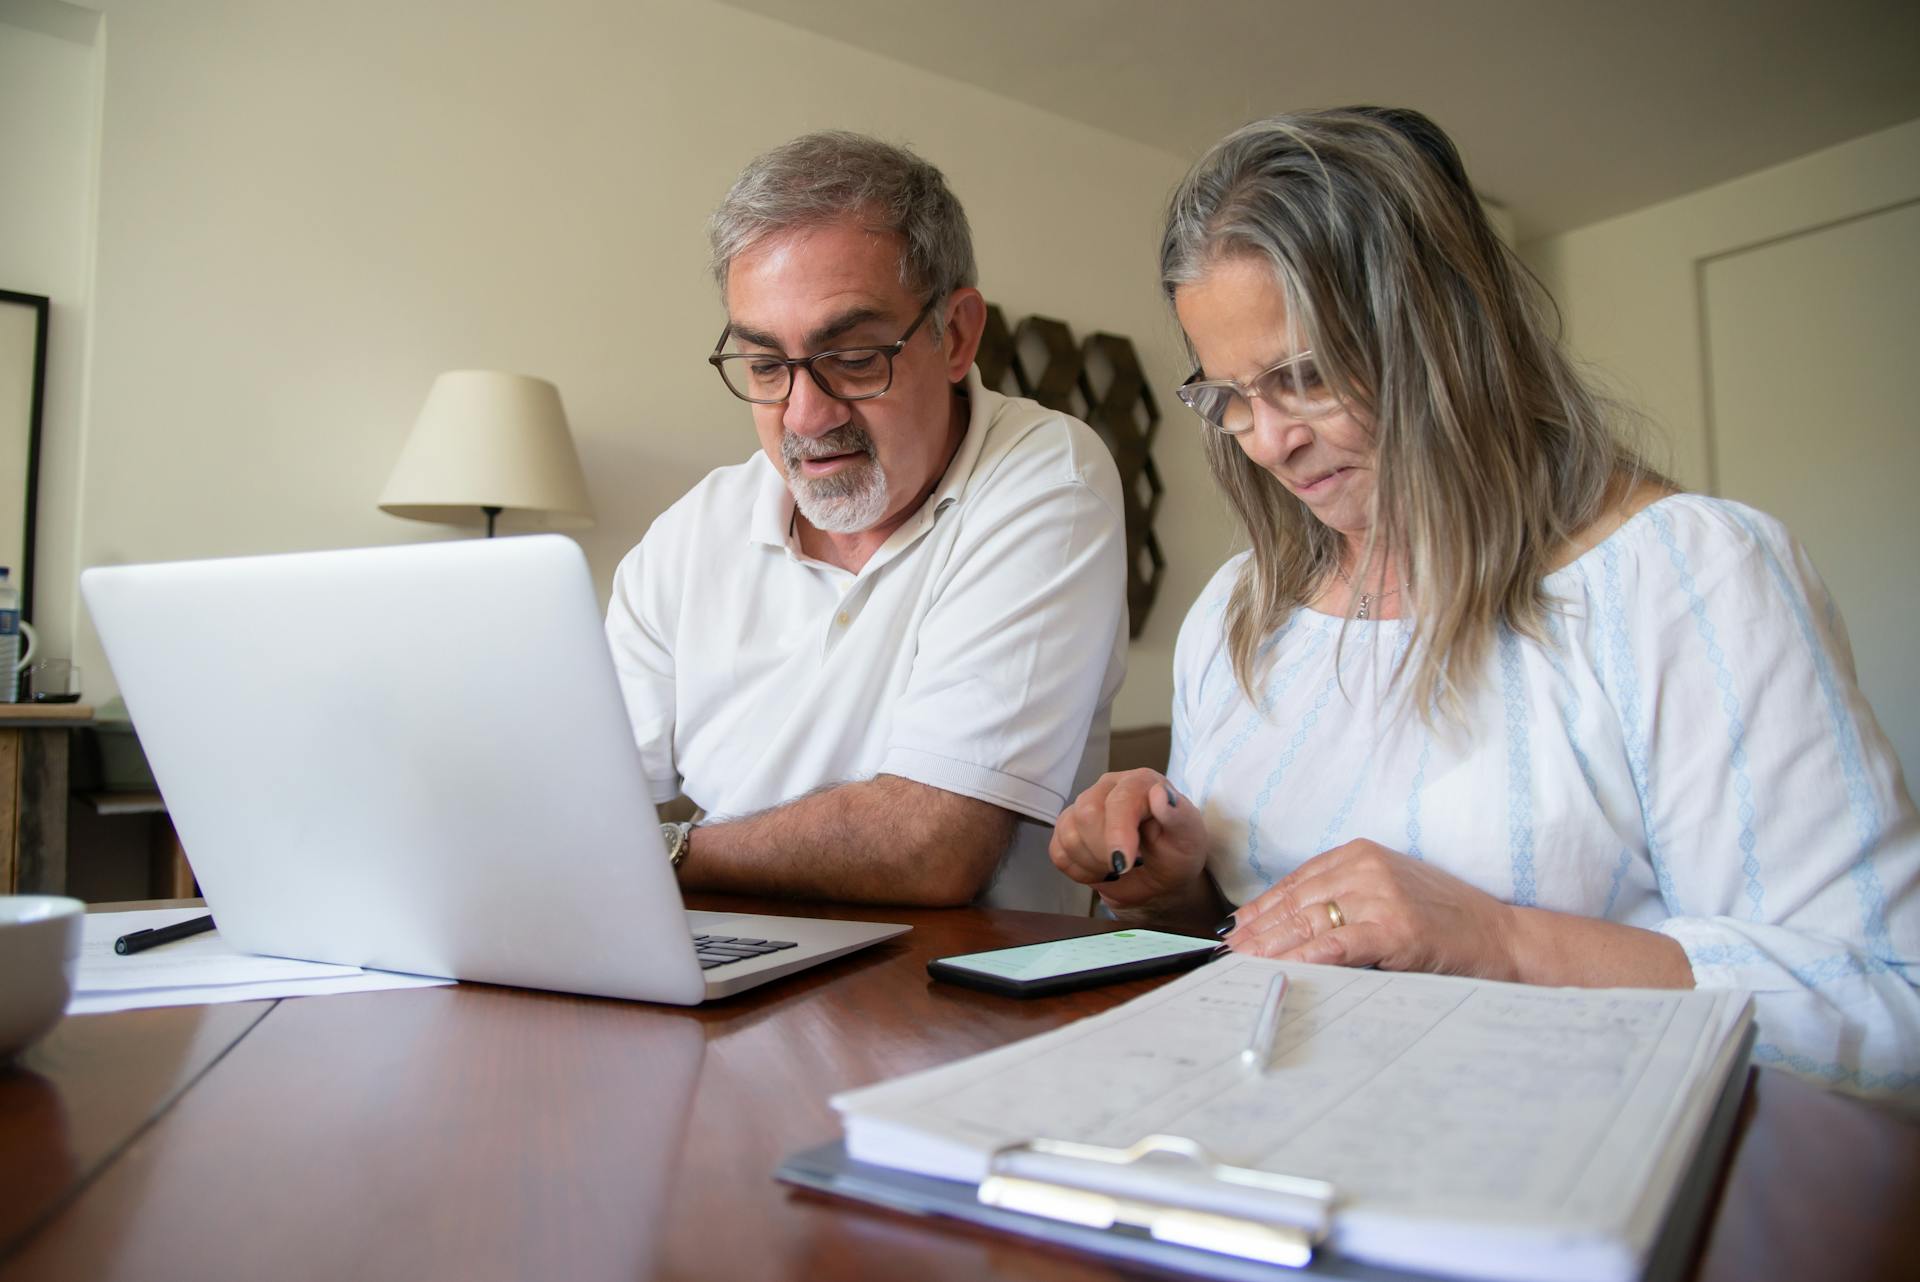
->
xmin=1080 ymin=332 xmax=1165 ymax=639
xmin=975 ymin=303 xmax=1164 ymax=638
xmin=1011 ymin=315 xmax=1083 ymax=410
xmin=975 ymin=303 xmax=1018 ymax=395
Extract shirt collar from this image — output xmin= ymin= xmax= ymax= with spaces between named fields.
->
xmin=748 ymin=453 xmax=795 ymax=550
xmin=927 ymin=366 xmax=993 ymax=516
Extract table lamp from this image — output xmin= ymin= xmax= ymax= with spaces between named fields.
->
xmin=378 ymin=370 xmax=595 ymax=537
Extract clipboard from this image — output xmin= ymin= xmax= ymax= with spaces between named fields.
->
xmin=777 ymin=1024 xmax=1754 ymax=1281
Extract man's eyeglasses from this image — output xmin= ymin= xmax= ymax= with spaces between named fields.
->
xmin=709 ymin=298 xmax=937 ymax=404
xmin=1175 ymin=350 xmax=1343 ymax=434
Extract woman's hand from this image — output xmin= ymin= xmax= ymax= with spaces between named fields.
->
xmin=1224 ymin=839 xmax=1521 ymax=980
xmin=1050 ymin=769 xmax=1211 ymax=911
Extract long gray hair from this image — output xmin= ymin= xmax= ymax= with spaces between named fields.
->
xmin=1160 ymin=107 xmax=1642 ymax=721
xmin=709 ymin=130 xmax=975 ymax=336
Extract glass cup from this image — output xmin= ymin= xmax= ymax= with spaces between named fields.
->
xmin=27 ymin=658 xmax=80 ymax=704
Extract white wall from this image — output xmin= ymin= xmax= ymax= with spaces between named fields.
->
xmin=1522 ymin=117 xmax=1920 ymax=490
xmin=39 ymin=0 xmax=1239 ymax=727
xmin=1699 ymin=203 xmax=1920 ymax=780
xmin=0 ymin=2 xmax=100 ymax=651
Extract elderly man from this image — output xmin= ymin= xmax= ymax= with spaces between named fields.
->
xmin=605 ymin=131 xmax=1127 ymax=911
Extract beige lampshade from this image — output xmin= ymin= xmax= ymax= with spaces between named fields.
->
xmin=379 ymin=370 xmax=595 ymax=531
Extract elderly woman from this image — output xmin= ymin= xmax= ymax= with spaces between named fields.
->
xmin=1051 ymin=107 xmax=1918 ymax=1103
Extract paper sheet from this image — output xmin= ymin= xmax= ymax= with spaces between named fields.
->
xmin=70 ymin=908 xmax=454 ymax=1014
xmin=837 ymin=954 xmax=1750 ymax=1282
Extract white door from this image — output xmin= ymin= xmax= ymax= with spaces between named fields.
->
xmin=1704 ymin=200 xmax=1920 ymax=785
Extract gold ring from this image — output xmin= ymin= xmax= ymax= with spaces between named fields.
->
xmin=1324 ymin=899 xmax=1347 ymax=931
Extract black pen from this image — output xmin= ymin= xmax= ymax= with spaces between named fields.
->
xmin=115 ymin=914 xmax=216 ymax=955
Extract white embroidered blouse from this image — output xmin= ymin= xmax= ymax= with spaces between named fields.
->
xmin=1169 ymin=495 xmax=1919 ymax=1106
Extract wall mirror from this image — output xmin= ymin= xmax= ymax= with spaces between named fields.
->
xmin=0 ymin=289 xmax=48 ymax=621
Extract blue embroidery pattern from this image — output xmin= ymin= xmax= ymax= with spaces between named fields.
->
xmin=1190 ymin=614 xmax=1328 ymax=806
xmin=1317 ymin=626 xmax=1410 ymax=852
xmin=1600 ymin=542 xmax=1680 ymax=912
xmin=1791 ymin=952 xmax=1894 ymax=984
xmin=1753 ymin=1041 xmax=1919 ymax=1093
xmin=1317 ymin=765 xmax=1368 ymax=853
xmin=1729 ymin=508 xmax=1892 ymax=958
xmin=1686 ymin=941 xmax=1891 ymax=983
xmin=1650 ymin=506 xmax=1763 ymax=918
xmin=1542 ymin=609 xmax=1634 ymax=917
xmin=1403 ymin=734 xmax=1431 ymax=862
xmin=1195 ymin=616 xmax=1324 ymax=812
xmin=1540 ymin=612 xmax=1602 ymax=800
xmin=1244 ymin=635 xmax=1361 ymax=883
xmin=1601 ymin=849 xmax=1632 ymax=919
xmin=1195 ymin=595 xmax=1245 ymax=730
xmin=1686 ymin=941 xmax=1764 ymax=967
xmin=1497 ymin=627 xmax=1537 ymax=907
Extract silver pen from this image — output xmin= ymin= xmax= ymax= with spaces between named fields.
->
xmin=1240 ymin=972 xmax=1289 ymax=1073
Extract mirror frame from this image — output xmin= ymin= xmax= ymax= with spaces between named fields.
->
xmin=0 ymin=289 xmax=49 ymax=623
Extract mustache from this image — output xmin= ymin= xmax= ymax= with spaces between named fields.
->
xmin=781 ymin=425 xmax=875 ymax=470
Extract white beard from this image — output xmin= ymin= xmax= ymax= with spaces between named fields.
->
xmin=791 ymin=457 xmax=890 ymax=532
xmin=783 ymin=425 xmax=890 ymax=533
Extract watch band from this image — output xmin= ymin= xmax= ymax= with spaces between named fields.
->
xmin=661 ymin=820 xmax=694 ymax=869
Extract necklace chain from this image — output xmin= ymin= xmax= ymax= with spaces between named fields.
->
xmin=1334 ymin=564 xmax=1407 ymax=621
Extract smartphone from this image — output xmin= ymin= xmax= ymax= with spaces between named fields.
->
xmin=927 ymin=928 xmax=1221 ymax=998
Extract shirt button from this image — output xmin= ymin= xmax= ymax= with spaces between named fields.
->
xmin=836 ymin=611 xmax=850 ymax=626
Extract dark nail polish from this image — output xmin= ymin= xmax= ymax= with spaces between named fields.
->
xmin=1103 ymin=870 xmax=1120 ymax=882
xmin=1166 ymin=792 xmax=1178 ymax=809
xmin=1111 ymin=851 xmax=1126 ymax=875
xmin=1212 ymin=914 xmax=1237 ymax=938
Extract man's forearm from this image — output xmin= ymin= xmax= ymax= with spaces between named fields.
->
xmin=675 ymin=774 xmax=1018 ymax=906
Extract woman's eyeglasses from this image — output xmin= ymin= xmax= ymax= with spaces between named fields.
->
xmin=1176 ymin=350 xmax=1342 ymax=433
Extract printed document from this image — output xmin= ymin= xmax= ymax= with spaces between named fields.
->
xmin=836 ymin=954 xmax=1751 ymax=1282
xmin=71 ymin=908 xmax=453 ymax=1014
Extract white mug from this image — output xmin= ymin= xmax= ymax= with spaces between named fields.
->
xmin=13 ymin=619 xmax=35 ymax=672
xmin=0 ymin=895 xmax=84 ymax=1062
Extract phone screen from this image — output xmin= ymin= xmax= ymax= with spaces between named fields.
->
xmin=931 ymin=929 xmax=1218 ymax=995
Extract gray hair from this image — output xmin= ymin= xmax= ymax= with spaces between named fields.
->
xmin=1161 ymin=107 xmax=1644 ymax=724
xmin=708 ymin=131 xmax=976 ymax=335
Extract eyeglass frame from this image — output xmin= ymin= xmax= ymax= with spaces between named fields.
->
xmin=707 ymin=296 xmax=939 ymax=405
xmin=1175 ymin=349 xmax=1343 ymax=434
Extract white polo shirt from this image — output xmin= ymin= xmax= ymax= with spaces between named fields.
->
xmin=605 ymin=369 xmax=1128 ymax=912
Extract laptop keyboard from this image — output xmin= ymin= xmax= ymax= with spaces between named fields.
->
xmin=692 ymin=934 xmax=800 ymax=970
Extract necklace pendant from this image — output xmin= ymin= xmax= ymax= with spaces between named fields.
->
xmin=1356 ymin=592 xmax=1372 ymax=620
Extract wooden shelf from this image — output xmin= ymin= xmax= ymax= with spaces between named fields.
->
xmin=0 ymin=702 xmax=93 ymax=722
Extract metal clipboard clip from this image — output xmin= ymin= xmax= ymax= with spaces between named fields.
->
xmin=978 ymin=1134 xmax=1336 ymax=1269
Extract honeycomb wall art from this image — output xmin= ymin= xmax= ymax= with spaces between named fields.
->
xmin=975 ymin=304 xmax=1164 ymax=638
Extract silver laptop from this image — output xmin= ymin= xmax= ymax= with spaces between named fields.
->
xmin=81 ymin=535 xmax=908 ymax=1004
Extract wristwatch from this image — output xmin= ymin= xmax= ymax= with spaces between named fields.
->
xmin=661 ymin=821 xmax=694 ymax=869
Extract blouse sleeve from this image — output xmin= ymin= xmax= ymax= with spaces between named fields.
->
xmin=1607 ymin=500 xmax=1919 ymax=1105
xmin=1167 ymin=556 xmax=1245 ymax=800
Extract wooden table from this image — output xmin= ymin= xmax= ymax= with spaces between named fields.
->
xmin=1 ymin=897 xmax=1915 ymax=1281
